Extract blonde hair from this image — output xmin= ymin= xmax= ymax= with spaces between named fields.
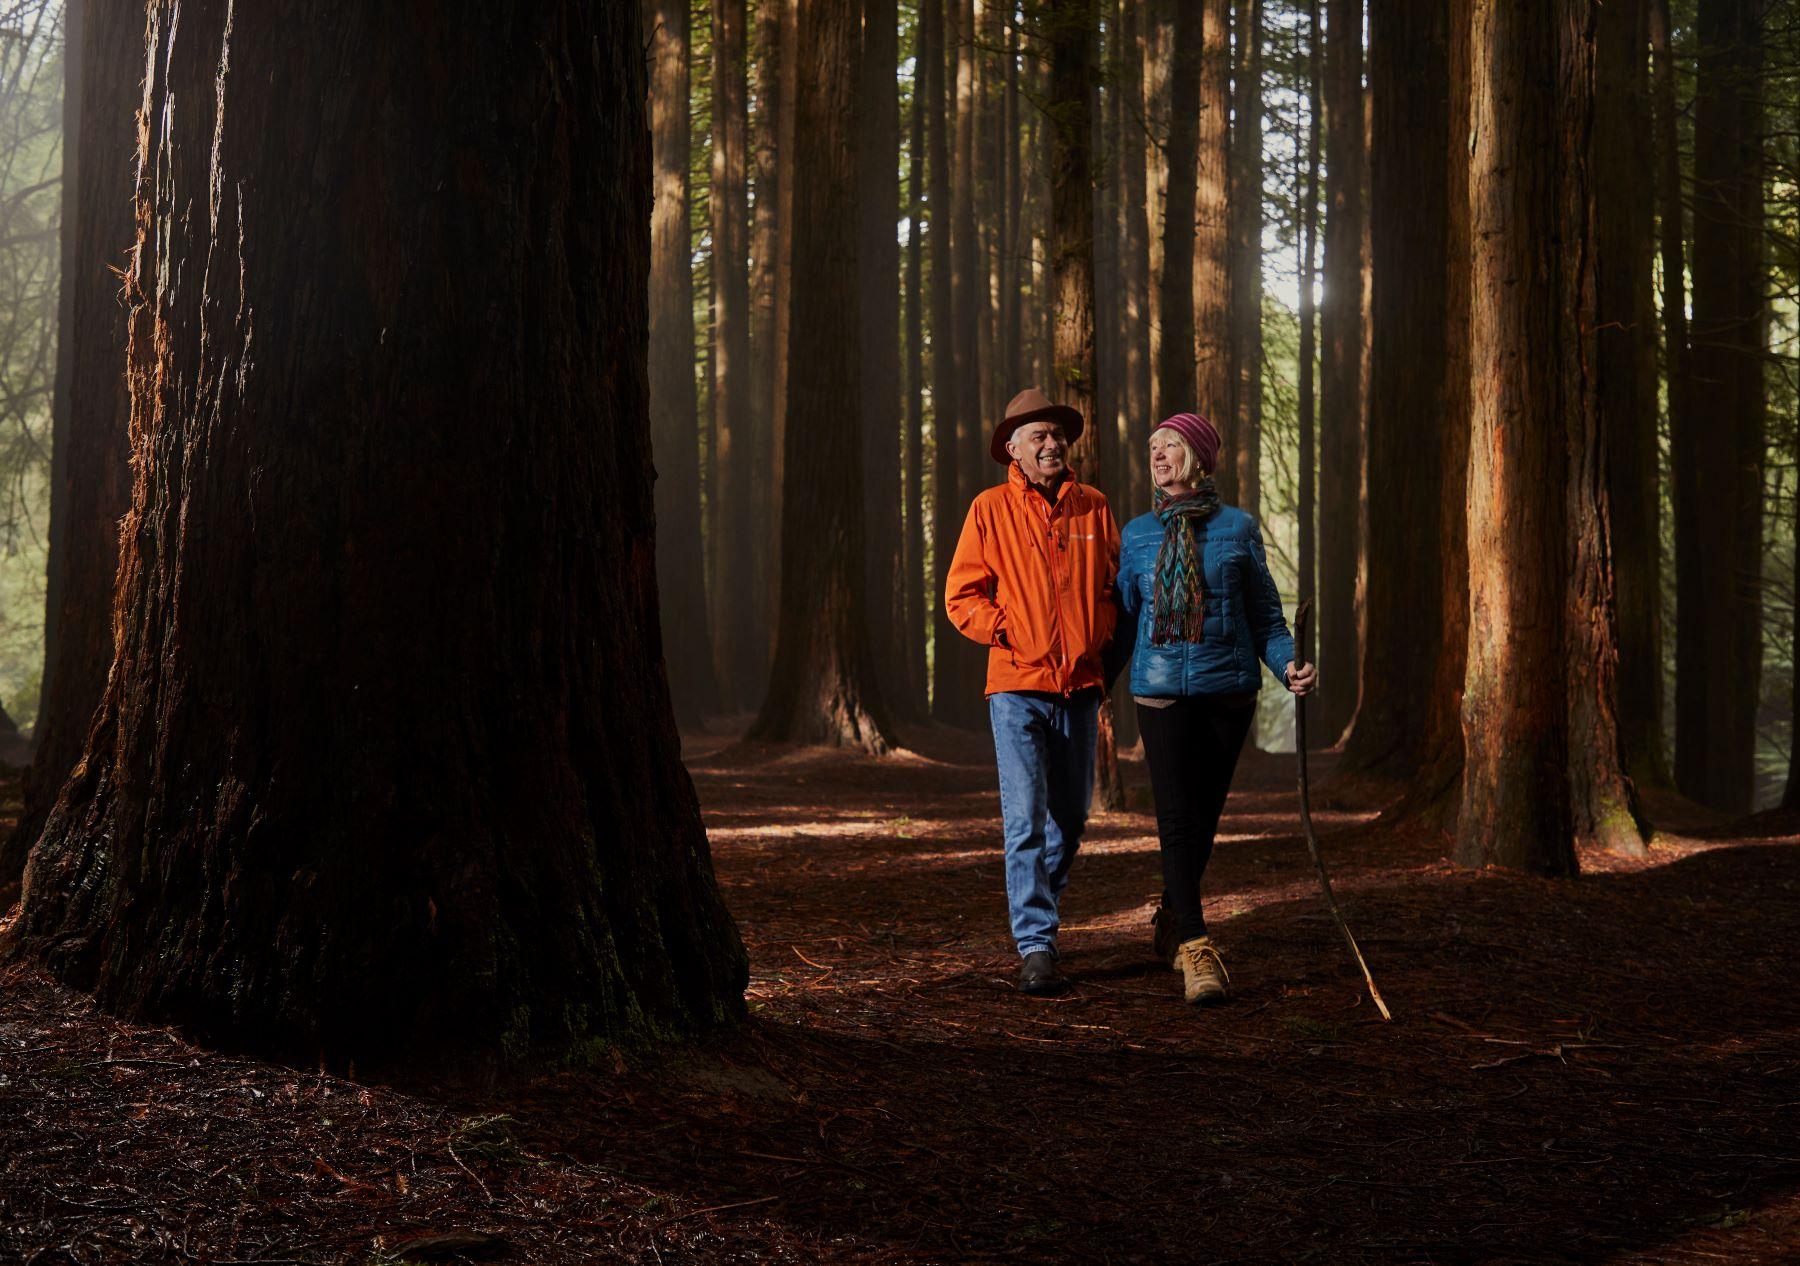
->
xmin=1148 ymin=429 xmax=1200 ymax=483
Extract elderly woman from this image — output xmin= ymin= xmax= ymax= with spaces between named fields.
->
xmin=1115 ymin=412 xmax=1316 ymax=1006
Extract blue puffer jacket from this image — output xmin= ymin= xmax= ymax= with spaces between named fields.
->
xmin=1116 ymin=504 xmax=1296 ymax=698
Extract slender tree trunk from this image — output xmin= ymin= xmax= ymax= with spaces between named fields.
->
xmin=1298 ymin=0 xmax=1322 ymax=744
xmin=860 ymin=0 xmax=911 ymax=721
xmin=770 ymin=0 xmax=801 ymax=684
xmin=1156 ymin=0 xmax=1200 ymax=421
xmin=1144 ymin=1 xmax=1172 ymax=380
xmin=1339 ymin=0 xmax=1450 ymax=785
xmin=707 ymin=0 xmax=751 ymax=721
xmin=1044 ymin=0 xmax=1121 ymax=810
xmin=927 ymin=0 xmax=966 ymax=724
xmin=1004 ymin=20 xmax=1025 ymax=391
xmin=3 ymin=0 xmax=138 ymax=898
xmin=1682 ymin=0 xmax=1761 ymax=812
xmin=1730 ymin=0 xmax=1765 ymax=811
xmin=1567 ymin=0 xmax=1651 ymax=855
xmin=1606 ymin=0 xmax=1669 ymax=792
xmin=1395 ymin=0 xmax=1472 ymax=822
xmin=904 ymin=6 xmax=929 ymax=721
xmin=954 ymin=0 xmax=984 ymax=512
xmin=11 ymin=0 xmax=748 ymax=1060
xmin=1195 ymin=0 xmax=1234 ymax=439
xmin=1227 ymin=0 xmax=1264 ymax=519
xmin=938 ymin=0 xmax=987 ymax=725
xmin=1663 ymin=0 xmax=1703 ymax=806
xmin=750 ymin=0 xmax=895 ymax=752
xmin=1318 ymin=0 xmax=1365 ymax=747
xmin=1455 ymin=0 xmax=1576 ymax=874
xmin=1120 ymin=0 xmax=1153 ymax=510
xmin=977 ymin=0 xmax=1002 ymax=432
xmin=748 ymin=0 xmax=785 ymax=712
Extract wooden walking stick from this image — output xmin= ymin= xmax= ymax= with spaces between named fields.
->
xmin=1292 ymin=600 xmax=1392 ymax=1022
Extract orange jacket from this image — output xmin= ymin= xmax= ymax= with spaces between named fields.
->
xmin=944 ymin=463 xmax=1122 ymax=697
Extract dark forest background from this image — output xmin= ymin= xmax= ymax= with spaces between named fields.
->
xmin=636 ymin=0 xmax=1800 ymax=822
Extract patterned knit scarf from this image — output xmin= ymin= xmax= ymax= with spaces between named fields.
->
xmin=1151 ymin=478 xmax=1221 ymax=645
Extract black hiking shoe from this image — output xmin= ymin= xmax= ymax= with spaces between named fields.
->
xmin=1018 ymin=950 xmax=1067 ymax=997
xmin=1152 ymin=905 xmax=1179 ymax=967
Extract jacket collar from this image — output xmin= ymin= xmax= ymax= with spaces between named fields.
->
xmin=1007 ymin=460 xmax=1083 ymax=511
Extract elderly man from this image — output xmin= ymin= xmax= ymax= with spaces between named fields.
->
xmin=945 ymin=387 xmax=1122 ymax=996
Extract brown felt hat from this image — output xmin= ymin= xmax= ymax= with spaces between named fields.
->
xmin=990 ymin=387 xmax=1085 ymax=465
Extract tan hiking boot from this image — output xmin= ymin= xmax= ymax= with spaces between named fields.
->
xmin=1175 ymin=936 xmax=1229 ymax=1006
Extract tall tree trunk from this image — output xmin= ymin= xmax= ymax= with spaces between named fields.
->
xmin=926 ymin=0 xmax=966 ymax=724
xmin=750 ymin=0 xmax=894 ymax=752
xmin=1044 ymin=0 xmax=1121 ymax=810
xmin=707 ymin=0 xmax=750 ymax=721
xmin=1395 ymin=0 xmax=1472 ymax=821
xmin=749 ymin=0 xmax=786 ymax=712
xmin=1227 ymin=0 xmax=1264 ymax=519
xmin=1143 ymin=1 xmax=1172 ymax=380
xmin=903 ymin=4 xmax=929 ymax=722
xmin=10 ymin=0 xmax=747 ymax=1060
xmin=1004 ymin=20 xmax=1025 ymax=391
xmin=1339 ymin=0 xmax=1451 ymax=784
xmin=1298 ymin=0 xmax=1322 ymax=744
xmin=1567 ymin=0 xmax=1651 ymax=855
xmin=1195 ymin=0 xmax=1234 ymax=441
xmin=651 ymin=0 xmax=720 ymax=723
xmin=954 ymin=0 xmax=984 ymax=513
xmin=1651 ymin=0 xmax=1693 ymax=801
xmin=3 ymin=0 xmax=138 ymax=898
xmin=1317 ymin=0 xmax=1365 ymax=747
xmin=1681 ymin=0 xmax=1761 ymax=812
xmin=938 ymin=0 xmax=987 ymax=726
xmin=1455 ymin=0 xmax=1576 ymax=874
xmin=860 ymin=0 xmax=911 ymax=720
xmin=1120 ymin=0 xmax=1154 ymax=511
xmin=1155 ymin=0 xmax=1201 ymax=421
xmin=1603 ymin=0 xmax=1668 ymax=792
xmin=770 ymin=0 xmax=801 ymax=686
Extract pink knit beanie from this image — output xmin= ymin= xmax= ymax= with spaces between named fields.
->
xmin=1153 ymin=412 xmax=1221 ymax=475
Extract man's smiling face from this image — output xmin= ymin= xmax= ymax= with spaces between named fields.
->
xmin=1008 ymin=420 xmax=1068 ymax=485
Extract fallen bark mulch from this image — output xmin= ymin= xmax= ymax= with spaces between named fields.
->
xmin=4 ymin=725 xmax=1800 ymax=1263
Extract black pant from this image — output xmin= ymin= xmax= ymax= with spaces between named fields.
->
xmin=1136 ymin=693 xmax=1256 ymax=943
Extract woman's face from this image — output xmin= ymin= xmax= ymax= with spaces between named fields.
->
xmin=1150 ymin=432 xmax=1196 ymax=493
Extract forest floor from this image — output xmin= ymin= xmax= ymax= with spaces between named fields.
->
xmin=3 ymin=724 xmax=1800 ymax=1264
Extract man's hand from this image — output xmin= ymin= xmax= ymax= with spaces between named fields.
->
xmin=1285 ymin=660 xmax=1317 ymax=696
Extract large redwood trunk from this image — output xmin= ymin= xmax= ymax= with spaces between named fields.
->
xmin=1455 ymin=0 xmax=1576 ymax=874
xmin=11 ymin=2 xmax=747 ymax=1061
xmin=859 ymin=0 xmax=913 ymax=720
xmin=3 ymin=0 xmax=137 ymax=897
xmin=1339 ymin=0 xmax=1451 ymax=785
xmin=1226 ymin=0 xmax=1264 ymax=520
xmin=1195 ymin=0 xmax=1233 ymax=436
xmin=1317 ymin=0 xmax=1366 ymax=747
xmin=708 ymin=0 xmax=754 ymax=717
xmin=651 ymin=0 xmax=719 ymax=726
xmin=749 ymin=0 xmax=895 ymax=753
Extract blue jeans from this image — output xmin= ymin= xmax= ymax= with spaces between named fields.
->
xmin=988 ymin=689 xmax=1100 ymax=959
